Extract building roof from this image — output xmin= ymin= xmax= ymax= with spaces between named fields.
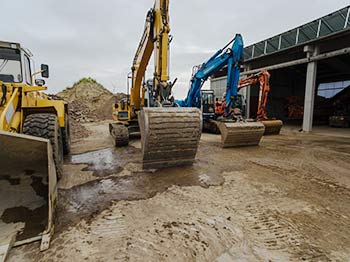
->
xmin=244 ymin=6 xmax=350 ymax=61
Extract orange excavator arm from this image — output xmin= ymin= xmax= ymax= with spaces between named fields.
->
xmin=238 ymin=70 xmax=270 ymax=121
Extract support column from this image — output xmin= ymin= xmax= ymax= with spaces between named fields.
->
xmin=302 ymin=46 xmax=319 ymax=132
xmin=244 ymin=65 xmax=251 ymax=118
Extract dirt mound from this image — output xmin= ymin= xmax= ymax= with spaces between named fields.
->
xmin=57 ymin=78 xmax=127 ymax=139
xmin=58 ymin=78 xmax=113 ymax=112
xmin=57 ymin=77 xmax=127 ymax=122
xmin=95 ymin=93 xmax=128 ymax=120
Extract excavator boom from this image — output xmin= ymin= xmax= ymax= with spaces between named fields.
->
xmin=111 ymin=0 xmax=201 ymax=169
xmin=238 ymin=71 xmax=283 ymax=135
xmin=177 ymin=35 xmax=265 ymax=147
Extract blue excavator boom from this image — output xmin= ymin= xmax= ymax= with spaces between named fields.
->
xmin=177 ymin=34 xmax=265 ymax=147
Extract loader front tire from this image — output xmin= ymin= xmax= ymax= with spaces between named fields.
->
xmin=23 ymin=113 xmax=64 ymax=179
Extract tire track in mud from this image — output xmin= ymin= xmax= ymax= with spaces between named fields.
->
xmin=221 ymin=173 xmax=331 ymax=261
xmin=243 ymin=204 xmax=329 ymax=261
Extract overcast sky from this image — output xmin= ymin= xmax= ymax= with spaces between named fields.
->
xmin=1 ymin=1 xmax=348 ymax=98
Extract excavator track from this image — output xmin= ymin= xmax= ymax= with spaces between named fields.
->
xmin=139 ymin=107 xmax=202 ymax=169
xmin=261 ymin=120 xmax=283 ymax=135
xmin=216 ymin=120 xmax=265 ymax=148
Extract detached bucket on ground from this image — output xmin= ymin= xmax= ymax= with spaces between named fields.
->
xmin=216 ymin=121 xmax=265 ymax=147
xmin=139 ymin=107 xmax=202 ymax=169
xmin=0 ymin=131 xmax=57 ymax=260
xmin=261 ymin=120 xmax=283 ymax=135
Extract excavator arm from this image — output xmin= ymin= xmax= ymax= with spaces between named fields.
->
xmin=130 ymin=0 xmax=175 ymax=111
xmin=177 ymin=34 xmax=244 ymax=111
xmin=111 ymin=0 xmax=202 ymax=169
xmin=238 ymin=70 xmax=283 ymax=135
xmin=238 ymin=70 xmax=271 ymax=121
xmin=177 ymin=34 xmax=265 ymax=147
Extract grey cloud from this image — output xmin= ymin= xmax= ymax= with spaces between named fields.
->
xmin=1 ymin=0 xmax=348 ymax=98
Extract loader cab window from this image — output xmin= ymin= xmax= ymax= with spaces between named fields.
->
xmin=0 ymin=47 xmax=22 ymax=83
xmin=24 ymin=55 xmax=32 ymax=85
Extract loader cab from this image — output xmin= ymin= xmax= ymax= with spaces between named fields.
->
xmin=201 ymin=90 xmax=216 ymax=119
xmin=0 ymin=41 xmax=49 ymax=86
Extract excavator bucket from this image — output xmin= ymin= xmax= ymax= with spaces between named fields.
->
xmin=139 ymin=107 xmax=202 ymax=169
xmin=261 ymin=120 xmax=283 ymax=135
xmin=216 ymin=121 xmax=265 ymax=148
xmin=0 ymin=131 xmax=57 ymax=260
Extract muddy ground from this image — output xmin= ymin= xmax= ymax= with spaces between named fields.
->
xmin=8 ymin=122 xmax=350 ymax=261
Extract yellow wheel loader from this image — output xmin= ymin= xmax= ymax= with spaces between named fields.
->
xmin=0 ymin=41 xmax=70 ymax=259
xmin=110 ymin=0 xmax=202 ymax=169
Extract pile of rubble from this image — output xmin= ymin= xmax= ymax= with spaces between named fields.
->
xmin=57 ymin=77 xmax=126 ymax=139
xmin=68 ymin=100 xmax=97 ymax=123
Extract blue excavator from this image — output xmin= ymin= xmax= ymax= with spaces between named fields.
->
xmin=177 ymin=34 xmax=266 ymax=147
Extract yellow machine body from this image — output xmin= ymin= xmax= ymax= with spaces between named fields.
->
xmin=0 ymin=40 xmax=68 ymax=258
xmin=110 ymin=1 xmax=202 ymax=169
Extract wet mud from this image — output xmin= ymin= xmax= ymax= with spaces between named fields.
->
xmin=1 ymin=171 xmax=49 ymax=242
xmin=0 ymin=175 xmax=20 ymax=185
xmin=7 ymin=123 xmax=350 ymax=261
xmin=59 ymin=147 xmax=226 ymax=227
xmin=69 ymin=147 xmax=139 ymax=177
xmin=1 ymin=205 xmax=48 ymax=241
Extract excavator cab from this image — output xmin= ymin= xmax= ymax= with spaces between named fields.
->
xmin=201 ymin=90 xmax=216 ymax=119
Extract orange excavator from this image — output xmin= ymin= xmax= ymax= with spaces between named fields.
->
xmin=215 ymin=70 xmax=283 ymax=135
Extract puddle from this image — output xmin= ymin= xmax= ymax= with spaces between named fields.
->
xmin=0 ymin=171 xmax=48 ymax=242
xmin=58 ymin=147 xmax=228 ymax=227
xmin=68 ymin=147 xmax=139 ymax=177
xmin=1 ymin=205 xmax=47 ymax=241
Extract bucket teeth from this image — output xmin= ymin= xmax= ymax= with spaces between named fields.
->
xmin=261 ymin=120 xmax=283 ymax=135
xmin=138 ymin=107 xmax=202 ymax=169
xmin=216 ymin=121 xmax=265 ymax=147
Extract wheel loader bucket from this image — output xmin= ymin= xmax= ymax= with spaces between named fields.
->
xmin=261 ymin=120 xmax=283 ymax=135
xmin=0 ymin=131 xmax=57 ymax=260
xmin=139 ymin=107 xmax=202 ymax=169
xmin=216 ymin=121 xmax=265 ymax=148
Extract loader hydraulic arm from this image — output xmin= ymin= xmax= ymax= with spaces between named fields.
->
xmin=238 ymin=70 xmax=271 ymax=121
xmin=130 ymin=0 xmax=174 ymax=112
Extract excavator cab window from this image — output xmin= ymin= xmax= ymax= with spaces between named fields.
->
xmin=201 ymin=92 xmax=215 ymax=115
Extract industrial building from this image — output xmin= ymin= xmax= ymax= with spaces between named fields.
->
xmin=211 ymin=5 xmax=350 ymax=132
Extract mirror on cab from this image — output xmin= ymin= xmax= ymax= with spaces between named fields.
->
xmin=35 ymin=79 xmax=45 ymax=86
xmin=41 ymin=64 xmax=49 ymax=78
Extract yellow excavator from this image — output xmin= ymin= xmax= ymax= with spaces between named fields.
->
xmin=110 ymin=0 xmax=202 ymax=169
xmin=0 ymin=41 xmax=70 ymax=259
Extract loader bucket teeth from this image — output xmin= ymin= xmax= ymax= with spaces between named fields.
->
xmin=139 ymin=107 xmax=202 ymax=169
xmin=0 ymin=131 xmax=56 ymax=251
xmin=216 ymin=121 xmax=265 ymax=147
xmin=261 ymin=120 xmax=283 ymax=135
